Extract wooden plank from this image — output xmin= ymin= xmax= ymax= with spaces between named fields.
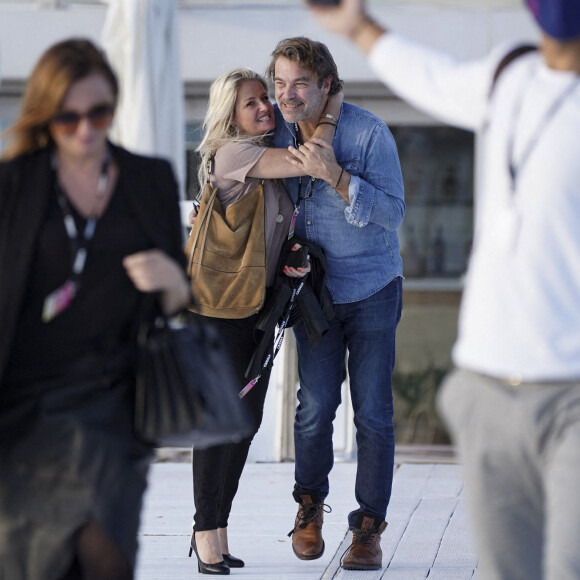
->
xmin=321 ymin=534 xmax=351 ymax=580
xmin=137 ymin=461 xmax=478 ymax=580
xmin=137 ymin=462 xmax=357 ymax=580
xmin=381 ymin=571 xmax=430 ymax=579
xmin=326 ymin=468 xmax=475 ymax=579
xmin=390 ymin=498 xmax=458 ymax=569
xmin=428 ymin=568 xmax=476 ymax=580
xmin=434 ymin=499 xmax=478 ymax=569
xmin=391 ymin=464 xmax=436 ymax=499
xmin=422 ymin=464 xmax=464 ymax=498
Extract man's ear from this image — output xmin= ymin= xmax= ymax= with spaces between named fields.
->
xmin=322 ymin=75 xmax=332 ymax=95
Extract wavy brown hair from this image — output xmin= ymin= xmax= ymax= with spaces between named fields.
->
xmin=1 ymin=38 xmax=118 ymax=160
xmin=265 ymin=36 xmax=343 ymax=95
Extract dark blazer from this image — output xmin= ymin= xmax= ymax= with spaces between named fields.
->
xmin=0 ymin=142 xmax=186 ymax=389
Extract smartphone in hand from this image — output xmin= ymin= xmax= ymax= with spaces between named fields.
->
xmin=284 ymin=246 xmax=309 ymax=270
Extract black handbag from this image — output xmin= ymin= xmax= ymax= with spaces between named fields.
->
xmin=135 ymin=309 xmax=252 ymax=448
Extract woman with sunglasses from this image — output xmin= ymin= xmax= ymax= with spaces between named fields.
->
xmin=187 ymin=68 xmax=343 ymax=575
xmin=0 ymin=38 xmax=190 ymax=580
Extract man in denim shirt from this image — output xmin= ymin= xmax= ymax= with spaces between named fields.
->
xmin=266 ymin=37 xmax=405 ymax=571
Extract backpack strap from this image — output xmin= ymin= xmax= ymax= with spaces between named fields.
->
xmin=489 ymin=44 xmax=538 ymax=98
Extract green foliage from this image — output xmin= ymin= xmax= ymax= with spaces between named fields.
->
xmin=392 ymin=366 xmax=451 ymax=445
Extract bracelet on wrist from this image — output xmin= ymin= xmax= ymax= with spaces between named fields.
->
xmin=316 ymin=121 xmax=337 ymax=130
xmin=335 ymin=167 xmax=345 ymax=189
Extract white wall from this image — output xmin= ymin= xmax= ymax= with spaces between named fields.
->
xmin=0 ymin=1 xmax=539 ymax=84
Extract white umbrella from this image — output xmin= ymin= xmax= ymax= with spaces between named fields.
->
xmin=101 ymin=0 xmax=185 ymax=197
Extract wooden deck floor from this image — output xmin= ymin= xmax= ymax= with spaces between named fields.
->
xmin=136 ymin=456 xmax=479 ymax=579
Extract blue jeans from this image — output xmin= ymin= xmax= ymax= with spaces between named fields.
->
xmin=293 ymin=277 xmax=402 ymax=527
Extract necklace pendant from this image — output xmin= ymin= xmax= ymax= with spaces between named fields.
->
xmin=42 ymin=279 xmax=78 ymax=323
xmin=288 ymin=208 xmax=299 ymax=240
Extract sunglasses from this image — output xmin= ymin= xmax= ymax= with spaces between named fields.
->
xmin=50 ymin=104 xmax=114 ymax=134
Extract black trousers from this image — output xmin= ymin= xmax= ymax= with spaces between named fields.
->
xmin=192 ymin=314 xmax=271 ymax=531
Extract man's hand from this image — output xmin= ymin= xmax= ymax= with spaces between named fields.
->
xmin=287 ymin=138 xmax=350 ymax=203
xmin=304 ymin=0 xmax=385 ymax=54
xmin=304 ymin=0 xmax=365 ymax=37
xmin=286 ymin=138 xmax=339 ymax=184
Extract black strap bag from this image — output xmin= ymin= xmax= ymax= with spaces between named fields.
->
xmin=135 ymin=305 xmax=252 ymax=448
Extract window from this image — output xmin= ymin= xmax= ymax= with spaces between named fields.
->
xmin=392 ymin=126 xmax=474 ymax=279
xmin=185 ymin=122 xmax=203 ymax=200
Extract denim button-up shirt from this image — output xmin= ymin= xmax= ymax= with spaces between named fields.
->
xmin=273 ymin=103 xmax=405 ymax=304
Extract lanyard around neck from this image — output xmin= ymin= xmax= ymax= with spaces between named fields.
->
xmin=506 ymin=67 xmax=580 ymax=193
xmin=53 ymin=149 xmax=111 ymax=281
xmin=288 ymin=123 xmax=315 ymax=240
xmin=42 ymin=149 xmax=111 ymax=323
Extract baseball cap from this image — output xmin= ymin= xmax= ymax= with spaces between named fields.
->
xmin=525 ymin=0 xmax=580 ymax=40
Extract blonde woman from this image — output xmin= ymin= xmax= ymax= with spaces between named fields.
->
xmin=188 ymin=68 xmax=343 ymax=574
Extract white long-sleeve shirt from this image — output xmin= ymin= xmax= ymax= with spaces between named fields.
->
xmin=370 ymin=33 xmax=580 ymax=381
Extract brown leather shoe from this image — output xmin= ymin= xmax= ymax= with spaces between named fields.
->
xmin=341 ymin=515 xmax=387 ymax=571
xmin=288 ymin=490 xmax=328 ymax=560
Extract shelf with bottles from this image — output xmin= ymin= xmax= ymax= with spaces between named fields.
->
xmin=392 ymin=125 xmax=474 ymax=207
xmin=399 ymin=206 xmax=473 ymax=280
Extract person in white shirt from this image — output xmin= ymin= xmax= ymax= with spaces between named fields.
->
xmin=306 ymin=1 xmax=580 ymax=578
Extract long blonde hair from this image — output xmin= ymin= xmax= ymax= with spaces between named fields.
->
xmin=1 ymin=38 xmax=118 ymax=161
xmin=196 ymin=68 xmax=271 ymax=190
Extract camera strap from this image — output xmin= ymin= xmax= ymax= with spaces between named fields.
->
xmin=239 ymin=280 xmax=304 ymax=398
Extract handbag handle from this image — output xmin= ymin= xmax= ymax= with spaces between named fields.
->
xmin=187 ymin=184 xmax=219 ymax=281
xmin=188 ymin=156 xmax=217 ymax=281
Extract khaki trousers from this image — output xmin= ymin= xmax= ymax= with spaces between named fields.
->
xmin=437 ymin=369 xmax=580 ymax=580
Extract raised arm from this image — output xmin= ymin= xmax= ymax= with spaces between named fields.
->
xmin=247 ymin=90 xmax=344 ymax=181
xmin=305 ymin=0 xmax=385 ymax=55
xmin=312 ymin=90 xmax=343 ymax=143
xmin=247 ymin=142 xmax=341 ymax=182
xmin=305 ymin=0 xmax=494 ymax=131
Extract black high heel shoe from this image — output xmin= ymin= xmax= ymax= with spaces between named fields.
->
xmin=189 ymin=532 xmax=230 ymax=575
xmin=222 ymin=554 xmax=245 ymax=568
